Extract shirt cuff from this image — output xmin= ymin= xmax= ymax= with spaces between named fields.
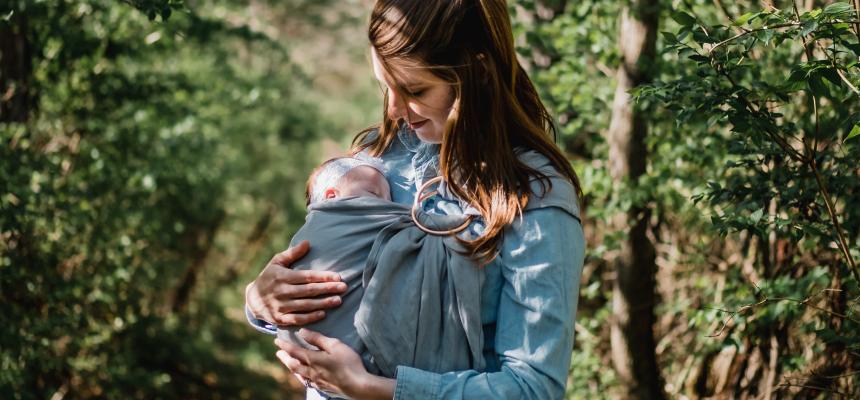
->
xmin=394 ymin=366 xmax=440 ymax=400
xmin=245 ymin=304 xmax=277 ymax=335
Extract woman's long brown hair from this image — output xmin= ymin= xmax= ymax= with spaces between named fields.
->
xmin=354 ymin=0 xmax=582 ymax=263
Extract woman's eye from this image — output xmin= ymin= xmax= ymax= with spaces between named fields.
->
xmin=407 ymin=88 xmax=426 ymax=97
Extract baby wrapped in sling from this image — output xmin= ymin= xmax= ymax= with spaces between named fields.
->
xmin=279 ymin=156 xmax=485 ymax=380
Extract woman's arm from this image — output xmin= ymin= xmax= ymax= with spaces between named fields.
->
xmin=245 ymin=240 xmax=348 ymax=331
xmin=393 ymin=207 xmax=586 ymax=399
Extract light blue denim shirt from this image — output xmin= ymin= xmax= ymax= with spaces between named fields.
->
xmin=248 ymin=129 xmax=585 ymax=399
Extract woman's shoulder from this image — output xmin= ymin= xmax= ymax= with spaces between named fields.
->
xmin=515 ymin=148 xmax=581 ymax=221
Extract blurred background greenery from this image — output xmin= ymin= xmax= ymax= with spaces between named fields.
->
xmin=2 ymin=0 xmax=859 ymax=399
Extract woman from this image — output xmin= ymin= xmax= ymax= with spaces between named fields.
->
xmin=245 ymin=1 xmax=585 ymax=398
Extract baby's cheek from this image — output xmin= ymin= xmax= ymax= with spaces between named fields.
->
xmin=378 ymin=179 xmax=392 ymax=201
xmin=330 ymin=185 xmax=349 ymax=198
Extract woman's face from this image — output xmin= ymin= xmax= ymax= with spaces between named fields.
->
xmin=371 ymin=49 xmax=455 ymax=144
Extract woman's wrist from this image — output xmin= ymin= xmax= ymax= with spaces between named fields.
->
xmin=347 ymin=373 xmax=395 ymax=400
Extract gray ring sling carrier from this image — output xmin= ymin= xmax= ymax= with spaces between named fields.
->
xmin=280 ymin=176 xmax=486 ymax=382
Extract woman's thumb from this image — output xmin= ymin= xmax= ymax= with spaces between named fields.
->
xmin=298 ymin=328 xmax=338 ymax=351
xmin=271 ymin=240 xmax=310 ymax=266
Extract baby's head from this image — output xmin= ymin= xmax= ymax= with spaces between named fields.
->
xmin=306 ymin=157 xmax=391 ymax=205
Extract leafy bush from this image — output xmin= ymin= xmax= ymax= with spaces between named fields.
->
xmin=1 ymin=1 xmax=331 ymax=398
xmin=516 ymin=0 xmax=859 ymax=397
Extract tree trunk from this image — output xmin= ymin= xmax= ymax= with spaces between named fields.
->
xmin=170 ymin=215 xmax=223 ymax=313
xmin=0 ymin=13 xmax=35 ymax=123
xmin=607 ymin=1 xmax=663 ymax=399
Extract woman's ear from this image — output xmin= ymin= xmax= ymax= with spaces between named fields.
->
xmin=324 ymin=188 xmax=338 ymax=199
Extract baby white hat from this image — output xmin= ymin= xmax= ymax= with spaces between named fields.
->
xmin=309 ymin=155 xmax=387 ymax=204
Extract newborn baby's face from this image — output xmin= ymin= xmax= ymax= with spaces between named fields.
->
xmin=336 ymin=166 xmax=391 ymax=201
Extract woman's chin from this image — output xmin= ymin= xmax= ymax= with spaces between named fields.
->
xmin=413 ymin=127 xmax=443 ymax=144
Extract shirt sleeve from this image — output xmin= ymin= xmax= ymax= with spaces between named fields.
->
xmin=394 ymin=206 xmax=586 ymax=399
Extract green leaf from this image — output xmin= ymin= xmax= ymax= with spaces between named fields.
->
xmin=755 ymin=28 xmax=775 ymax=45
xmin=800 ymin=20 xmax=819 ymax=37
xmin=823 ymin=2 xmax=853 ymax=16
xmin=677 ymin=46 xmax=696 ymax=57
xmin=750 ymin=208 xmax=764 ymax=224
xmin=786 ymin=68 xmax=806 ymax=84
xmin=807 ymin=75 xmax=830 ymax=98
xmin=692 ymin=30 xmax=718 ymax=44
xmin=734 ymin=12 xmax=759 ymax=26
xmin=671 ymin=11 xmax=697 ymax=27
xmin=821 ymin=68 xmax=842 ymax=87
xmin=846 ymin=124 xmax=860 ymax=142
xmin=728 ymin=113 xmax=751 ymax=133
xmin=661 ymin=31 xmax=678 ymax=43
xmin=831 ymin=22 xmax=851 ymax=31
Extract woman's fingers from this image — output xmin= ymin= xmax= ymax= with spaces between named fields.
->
xmin=276 ymin=281 xmax=347 ymax=299
xmin=277 ymin=294 xmax=343 ymax=312
xmin=276 ymin=338 xmax=313 ymax=364
xmin=276 ymin=350 xmax=308 ymax=376
xmin=298 ymin=328 xmax=341 ymax=352
xmin=272 ymin=310 xmax=326 ymax=326
xmin=247 ymin=242 xmax=348 ymax=327
xmin=267 ymin=283 xmax=347 ymax=326
xmin=280 ymin=269 xmax=344 ymax=285
xmin=245 ymin=281 xmax=275 ymax=322
xmin=292 ymin=373 xmax=309 ymax=386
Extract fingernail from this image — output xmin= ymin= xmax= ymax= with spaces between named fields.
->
xmin=316 ymin=311 xmax=325 ymax=318
xmin=331 ymin=296 xmax=342 ymax=305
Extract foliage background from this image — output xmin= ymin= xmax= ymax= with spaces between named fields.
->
xmin=2 ymin=0 xmax=858 ymax=399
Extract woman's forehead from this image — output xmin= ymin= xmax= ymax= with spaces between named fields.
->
xmin=370 ymin=48 xmax=440 ymax=87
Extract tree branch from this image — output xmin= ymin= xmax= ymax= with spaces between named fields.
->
xmin=708 ymin=20 xmax=860 ymax=53
xmin=810 ymin=162 xmax=860 ymax=282
xmin=707 ymin=288 xmax=860 ymax=338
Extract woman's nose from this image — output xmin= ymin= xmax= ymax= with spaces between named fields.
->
xmin=386 ymin=89 xmax=406 ymax=120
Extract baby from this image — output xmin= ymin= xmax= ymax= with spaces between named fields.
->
xmin=281 ymin=156 xmax=392 ymax=355
xmin=268 ymin=155 xmax=484 ymax=386
xmin=305 ymin=157 xmax=391 ymax=205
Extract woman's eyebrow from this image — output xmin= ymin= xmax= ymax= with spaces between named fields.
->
xmin=392 ymin=76 xmax=423 ymax=88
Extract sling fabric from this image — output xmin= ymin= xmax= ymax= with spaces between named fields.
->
xmin=282 ymin=197 xmax=485 ymax=379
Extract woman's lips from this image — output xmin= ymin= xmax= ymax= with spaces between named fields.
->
xmin=409 ymin=119 xmax=429 ymax=130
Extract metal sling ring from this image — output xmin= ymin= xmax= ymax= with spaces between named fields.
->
xmin=411 ymin=176 xmax=474 ymax=236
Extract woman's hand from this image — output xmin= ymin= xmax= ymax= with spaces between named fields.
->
xmin=245 ymin=240 xmax=348 ymax=326
xmin=274 ymin=329 xmax=395 ymax=400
